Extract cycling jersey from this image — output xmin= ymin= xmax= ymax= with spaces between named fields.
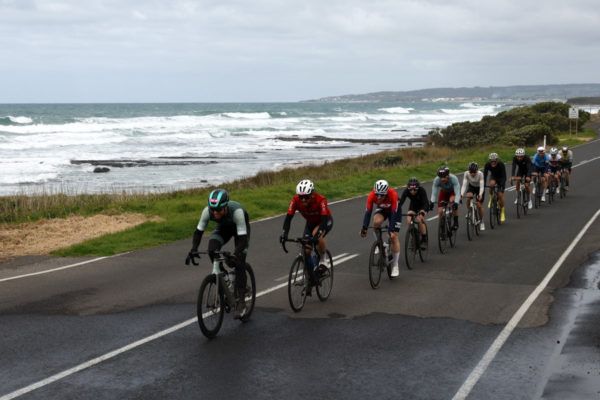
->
xmin=197 ymin=201 xmax=250 ymax=236
xmin=430 ymin=174 xmax=460 ymax=205
xmin=283 ymin=192 xmax=332 ymax=236
xmin=531 ymin=153 xmax=550 ymax=173
xmin=548 ymin=154 xmax=562 ymax=171
xmin=398 ymin=186 xmax=429 ymax=216
xmin=560 ymin=150 xmax=573 ymax=163
xmin=362 ymin=189 xmax=401 ymax=231
xmin=460 ymin=171 xmax=484 ymax=197
xmin=483 ymin=160 xmax=506 ymax=184
xmin=511 ymin=155 xmax=532 ymax=178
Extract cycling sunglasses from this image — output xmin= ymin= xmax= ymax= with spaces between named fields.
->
xmin=211 ymin=206 xmax=225 ymax=212
xmin=408 ymin=185 xmax=418 ymax=191
xmin=299 ymin=194 xmax=312 ymax=200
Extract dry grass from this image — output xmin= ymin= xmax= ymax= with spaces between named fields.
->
xmin=0 ymin=213 xmax=163 ymax=260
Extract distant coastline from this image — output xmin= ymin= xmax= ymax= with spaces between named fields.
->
xmin=304 ymin=83 xmax=600 ymax=103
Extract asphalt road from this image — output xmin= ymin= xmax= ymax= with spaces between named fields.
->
xmin=1 ymin=137 xmax=600 ymax=400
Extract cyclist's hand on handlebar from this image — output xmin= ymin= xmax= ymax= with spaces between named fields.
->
xmin=279 ymin=231 xmax=288 ymax=245
xmin=185 ymin=250 xmax=199 ymax=265
xmin=360 ymin=226 xmax=368 ymax=237
xmin=429 ymin=202 xmax=435 ymax=211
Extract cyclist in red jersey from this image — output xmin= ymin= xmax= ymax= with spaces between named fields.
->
xmin=360 ymin=179 xmax=401 ymax=277
xmin=280 ymin=179 xmax=333 ymax=269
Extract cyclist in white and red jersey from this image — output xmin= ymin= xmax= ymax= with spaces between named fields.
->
xmin=280 ymin=179 xmax=333 ymax=269
xmin=360 ymin=179 xmax=401 ymax=277
xmin=548 ymin=148 xmax=563 ymax=194
xmin=460 ymin=162 xmax=485 ymax=231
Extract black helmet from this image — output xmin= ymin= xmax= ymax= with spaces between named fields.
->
xmin=407 ymin=177 xmax=420 ymax=190
xmin=437 ymin=166 xmax=450 ymax=178
xmin=468 ymin=162 xmax=478 ymax=173
xmin=208 ymin=189 xmax=229 ymax=210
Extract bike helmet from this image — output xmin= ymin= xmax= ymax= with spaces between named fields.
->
xmin=515 ymin=148 xmax=525 ymax=156
xmin=374 ymin=179 xmax=389 ymax=195
xmin=468 ymin=162 xmax=478 ymax=173
xmin=488 ymin=152 xmax=499 ymax=160
xmin=550 ymin=147 xmax=558 ymax=155
xmin=208 ymin=189 xmax=229 ymax=210
xmin=537 ymin=146 xmax=545 ymax=153
xmin=561 ymin=145 xmax=569 ymax=152
xmin=407 ymin=177 xmax=420 ymax=190
xmin=437 ymin=166 xmax=450 ymax=178
xmin=296 ymin=179 xmax=314 ymax=196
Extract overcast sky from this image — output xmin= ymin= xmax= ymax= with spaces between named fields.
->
xmin=1 ymin=0 xmax=599 ymax=103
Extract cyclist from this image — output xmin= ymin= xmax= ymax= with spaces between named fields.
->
xmin=559 ymin=145 xmax=573 ymax=189
xmin=360 ymin=179 xmax=401 ymax=277
xmin=548 ymin=148 xmax=563 ymax=194
xmin=531 ymin=146 xmax=550 ymax=202
xmin=279 ymin=179 xmax=333 ymax=288
xmin=398 ymin=177 xmax=430 ymax=248
xmin=510 ymin=148 xmax=533 ymax=209
xmin=430 ymin=166 xmax=460 ymax=230
xmin=187 ymin=189 xmax=250 ymax=319
xmin=483 ymin=153 xmax=507 ymax=222
xmin=460 ymin=162 xmax=485 ymax=231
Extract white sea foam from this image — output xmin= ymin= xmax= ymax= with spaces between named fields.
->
xmin=5 ymin=116 xmax=33 ymax=124
xmin=378 ymin=107 xmax=415 ymax=114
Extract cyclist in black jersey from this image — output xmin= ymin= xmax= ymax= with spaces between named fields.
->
xmin=509 ymin=148 xmax=533 ymax=209
xmin=398 ymin=177 xmax=430 ymax=248
xmin=187 ymin=189 xmax=251 ymax=319
xmin=483 ymin=153 xmax=507 ymax=222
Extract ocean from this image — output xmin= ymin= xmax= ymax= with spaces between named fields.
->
xmin=0 ymin=101 xmax=529 ymax=196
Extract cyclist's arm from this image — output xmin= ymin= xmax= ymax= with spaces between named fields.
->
xmin=232 ymin=208 xmax=249 ymax=257
xmin=478 ymin=172 xmax=484 ymax=196
xmin=460 ymin=173 xmax=468 ymax=197
xmin=390 ymin=191 xmax=401 ymax=228
xmin=451 ymin=176 xmax=460 ymax=203
xmin=499 ymin=162 xmax=507 ymax=182
xmin=318 ymin=197 xmax=330 ymax=232
xmin=430 ymin=178 xmax=440 ymax=203
xmin=191 ymin=207 xmax=210 ymax=251
xmin=511 ymin=158 xmax=517 ymax=177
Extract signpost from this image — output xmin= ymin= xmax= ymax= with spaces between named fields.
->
xmin=569 ymin=107 xmax=578 ymax=136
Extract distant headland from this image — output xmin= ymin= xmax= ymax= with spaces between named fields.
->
xmin=304 ymin=83 xmax=600 ymax=102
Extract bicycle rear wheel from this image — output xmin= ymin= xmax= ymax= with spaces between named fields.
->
xmin=288 ymin=256 xmax=307 ymax=312
xmin=515 ymin=190 xmax=521 ymax=219
xmin=419 ymin=222 xmax=429 ymax=261
xmin=474 ymin=207 xmax=481 ymax=236
xmin=438 ymin=216 xmax=448 ymax=254
xmin=404 ymin=227 xmax=417 ymax=270
xmin=489 ymin=196 xmax=496 ymax=229
xmin=316 ymin=250 xmax=334 ymax=301
xmin=466 ymin=207 xmax=474 ymax=241
xmin=522 ymin=189 xmax=528 ymax=216
xmin=369 ymin=240 xmax=384 ymax=289
xmin=534 ymin=180 xmax=541 ymax=208
xmin=239 ymin=264 xmax=256 ymax=323
xmin=548 ymin=179 xmax=555 ymax=204
xmin=197 ymin=274 xmax=224 ymax=338
xmin=449 ymin=215 xmax=457 ymax=248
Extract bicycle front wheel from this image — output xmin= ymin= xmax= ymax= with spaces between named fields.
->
xmin=368 ymin=241 xmax=384 ymax=289
xmin=288 ymin=256 xmax=307 ymax=312
xmin=316 ymin=250 xmax=334 ymax=301
xmin=489 ymin=197 xmax=496 ymax=229
xmin=419 ymin=222 xmax=429 ymax=261
xmin=239 ymin=264 xmax=256 ymax=323
xmin=438 ymin=216 xmax=448 ymax=254
xmin=515 ymin=191 xmax=521 ymax=219
xmin=466 ymin=208 xmax=474 ymax=241
xmin=197 ymin=274 xmax=224 ymax=339
xmin=404 ymin=227 xmax=417 ymax=270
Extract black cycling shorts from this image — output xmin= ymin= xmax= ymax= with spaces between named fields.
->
xmin=303 ymin=217 xmax=334 ymax=239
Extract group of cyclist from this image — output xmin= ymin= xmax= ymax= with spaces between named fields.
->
xmin=186 ymin=145 xmax=573 ymax=317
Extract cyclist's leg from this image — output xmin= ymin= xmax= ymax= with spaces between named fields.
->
xmin=437 ymin=190 xmax=448 ymax=219
xmin=208 ymin=230 xmax=226 ymax=262
xmin=449 ymin=193 xmax=459 ymax=229
xmin=313 ymin=217 xmax=333 ymax=264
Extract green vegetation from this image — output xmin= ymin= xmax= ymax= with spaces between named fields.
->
xmin=428 ymin=102 xmax=591 ymax=148
xmin=2 ymin=101 xmax=597 ymax=258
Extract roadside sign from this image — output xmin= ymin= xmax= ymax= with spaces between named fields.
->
xmin=569 ymin=107 xmax=578 ymax=119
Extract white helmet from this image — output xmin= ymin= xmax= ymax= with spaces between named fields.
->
xmin=296 ymin=179 xmax=314 ymax=195
xmin=488 ymin=152 xmax=498 ymax=160
xmin=515 ymin=148 xmax=525 ymax=156
xmin=374 ymin=179 xmax=389 ymax=195
xmin=537 ymin=146 xmax=545 ymax=153
xmin=550 ymin=147 xmax=558 ymax=155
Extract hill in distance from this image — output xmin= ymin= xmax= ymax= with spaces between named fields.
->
xmin=305 ymin=83 xmax=600 ymax=102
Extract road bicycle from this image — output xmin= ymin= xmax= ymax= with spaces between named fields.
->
xmin=532 ymin=173 xmax=544 ymax=209
xmin=186 ymin=250 xmax=256 ymax=338
xmin=464 ymin=196 xmax=482 ymax=241
xmin=366 ymin=225 xmax=395 ymax=289
xmin=512 ymin=176 xmax=529 ymax=219
xmin=438 ymin=201 xmax=456 ymax=254
xmin=403 ymin=213 xmax=428 ymax=269
xmin=547 ymin=172 xmax=557 ymax=204
xmin=559 ymin=168 xmax=568 ymax=198
xmin=487 ymin=185 xmax=502 ymax=229
xmin=282 ymin=238 xmax=334 ymax=312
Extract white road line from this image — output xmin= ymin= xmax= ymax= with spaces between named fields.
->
xmin=0 ymin=254 xmax=127 ymax=283
xmin=451 ymin=207 xmax=600 ymax=400
xmin=274 ymin=253 xmax=352 ymax=281
xmin=0 ymin=253 xmax=360 ymax=400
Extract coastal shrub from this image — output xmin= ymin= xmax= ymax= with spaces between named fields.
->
xmin=375 ymin=155 xmax=403 ymax=167
xmin=502 ymin=124 xmax=556 ymax=146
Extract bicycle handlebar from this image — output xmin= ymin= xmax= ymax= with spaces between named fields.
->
xmin=185 ymin=250 xmax=232 ymax=266
xmin=281 ymin=237 xmax=314 ymax=254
